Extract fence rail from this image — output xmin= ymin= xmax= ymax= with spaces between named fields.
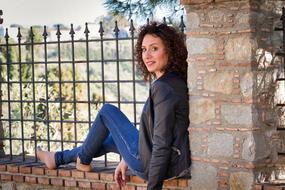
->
xmin=0 ymin=15 xmax=186 ymax=165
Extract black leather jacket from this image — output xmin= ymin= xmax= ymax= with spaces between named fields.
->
xmin=139 ymin=72 xmax=191 ymax=190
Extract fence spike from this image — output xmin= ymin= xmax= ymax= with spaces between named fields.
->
xmin=69 ymin=23 xmax=75 ymax=37
xmin=56 ymin=25 xmax=62 ymax=38
xmin=179 ymin=16 xmax=186 ymax=33
xmin=281 ymin=7 xmax=285 ymax=21
xmin=0 ymin=10 xmax=3 ymax=24
xmin=99 ymin=21 xmax=104 ymax=36
xmin=4 ymin=28 xmax=9 ymax=39
xmin=163 ymin=17 xmax=167 ymax=25
xmin=30 ymin=27 xmax=34 ymax=40
xmin=43 ymin=25 xmax=48 ymax=39
xmin=129 ymin=19 xmax=135 ymax=35
xmin=113 ymin=20 xmax=120 ymax=37
xmin=17 ymin=27 xmax=22 ymax=41
xmin=84 ymin=22 xmax=90 ymax=35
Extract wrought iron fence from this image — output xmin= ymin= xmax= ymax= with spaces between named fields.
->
xmin=0 ymin=15 xmax=186 ymax=166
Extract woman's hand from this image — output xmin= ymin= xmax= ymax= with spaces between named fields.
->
xmin=115 ymin=159 xmax=128 ymax=187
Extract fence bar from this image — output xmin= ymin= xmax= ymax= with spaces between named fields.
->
xmin=114 ymin=21 xmax=121 ymax=110
xmin=30 ymin=27 xmax=38 ymax=162
xmin=129 ymin=19 xmax=137 ymax=126
xmin=5 ymin=28 xmax=13 ymax=159
xmin=99 ymin=22 xmax=108 ymax=166
xmin=43 ymin=26 xmax=51 ymax=151
xmin=17 ymin=27 xmax=25 ymax=161
xmin=70 ymin=24 xmax=78 ymax=147
xmin=56 ymin=25 xmax=64 ymax=151
xmin=84 ymin=23 xmax=92 ymax=132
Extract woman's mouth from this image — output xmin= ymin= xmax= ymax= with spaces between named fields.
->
xmin=145 ymin=61 xmax=155 ymax=67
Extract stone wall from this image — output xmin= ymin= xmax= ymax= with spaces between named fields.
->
xmin=181 ymin=0 xmax=285 ymax=189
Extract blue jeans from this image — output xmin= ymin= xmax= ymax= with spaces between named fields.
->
xmin=54 ymin=104 xmax=146 ymax=180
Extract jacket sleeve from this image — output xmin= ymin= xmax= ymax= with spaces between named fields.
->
xmin=147 ymin=81 xmax=177 ymax=190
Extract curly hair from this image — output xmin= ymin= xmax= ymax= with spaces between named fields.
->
xmin=136 ymin=22 xmax=188 ymax=82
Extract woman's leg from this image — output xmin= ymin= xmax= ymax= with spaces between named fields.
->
xmin=81 ymin=104 xmax=144 ymax=174
xmin=39 ymin=104 xmax=144 ymax=176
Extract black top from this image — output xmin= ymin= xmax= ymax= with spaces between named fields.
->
xmin=139 ymin=72 xmax=191 ymax=190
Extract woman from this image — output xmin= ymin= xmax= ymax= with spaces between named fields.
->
xmin=37 ymin=22 xmax=191 ymax=189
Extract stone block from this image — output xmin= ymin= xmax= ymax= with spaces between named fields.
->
xmin=230 ymin=172 xmax=254 ymax=190
xmin=187 ymin=37 xmax=217 ymax=55
xmin=225 ymin=35 xmax=257 ymax=63
xmin=204 ymin=71 xmax=234 ymax=94
xmin=236 ymin=12 xmax=250 ymax=26
xmin=1 ymin=182 xmax=15 ymax=190
xmin=208 ymin=133 xmax=233 ymax=157
xmin=242 ymin=133 xmax=270 ymax=162
xmin=187 ymin=12 xmax=200 ymax=29
xmin=191 ymin=162 xmax=217 ymax=190
xmin=221 ymin=104 xmax=253 ymax=125
xmin=187 ymin=63 xmax=197 ymax=92
xmin=190 ymin=132 xmax=207 ymax=156
xmin=208 ymin=10 xmax=226 ymax=23
xmin=240 ymin=72 xmax=253 ymax=98
xmin=190 ymin=98 xmax=215 ymax=124
xmin=181 ymin=0 xmax=214 ymax=5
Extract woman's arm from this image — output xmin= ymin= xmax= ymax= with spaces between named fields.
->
xmin=147 ymin=82 xmax=177 ymax=189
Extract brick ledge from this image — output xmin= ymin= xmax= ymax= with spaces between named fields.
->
xmin=0 ymin=156 xmax=190 ymax=190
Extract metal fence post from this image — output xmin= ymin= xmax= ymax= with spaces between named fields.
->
xmin=0 ymin=9 xmax=5 ymax=158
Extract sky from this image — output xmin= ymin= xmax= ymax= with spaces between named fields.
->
xmin=1 ymin=0 xmax=107 ymax=27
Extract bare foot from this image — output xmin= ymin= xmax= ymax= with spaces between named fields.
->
xmin=37 ymin=149 xmax=56 ymax=169
xmin=76 ymin=157 xmax=92 ymax=172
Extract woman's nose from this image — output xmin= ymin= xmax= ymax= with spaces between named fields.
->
xmin=144 ymin=50 xmax=152 ymax=58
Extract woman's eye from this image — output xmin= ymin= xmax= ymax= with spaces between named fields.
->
xmin=151 ymin=47 xmax=158 ymax=51
xmin=142 ymin=48 xmax=146 ymax=52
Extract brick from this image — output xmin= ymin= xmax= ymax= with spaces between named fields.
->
xmin=107 ymin=183 xmax=120 ymax=190
xmin=7 ymin=164 xmax=19 ymax=173
xmin=72 ymin=170 xmax=84 ymax=178
xmin=136 ymin=186 xmax=147 ymax=190
xmin=19 ymin=166 xmax=32 ymax=174
xmin=130 ymin=175 xmax=145 ymax=184
xmin=46 ymin=169 xmax=58 ymax=176
xmin=86 ymin=171 xmax=99 ymax=180
xmin=254 ymin=185 xmax=262 ymax=190
xmin=91 ymin=182 xmax=106 ymax=190
xmin=78 ymin=181 xmax=91 ymax=189
xmin=38 ymin=177 xmax=50 ymax=185
xmin=0 ymin=164 xmax=7 ymax=171
xmin=122 ymin=184 xmax=136 ymax=190
xmin=58 ymin=169 xmax=71 ymax=177
xmin=13 ymin=175 xmax=24 ymax=182
xmin=25 ymin=176 xmax=37 ymax=184
xmin=100 ymin=172 xmax=114 ymax=181
xmin=178 ymin=179 xmax=189 ymax=187
xmin=32 ymin=166 xmax=45 ymax=175
xmin=164 ymin=179 xmax=178 ymax=187
xmin=65 ymin=179 xmax=77 ymax=187
xmin=51 ymin=178 xmax=64 ymax=186
xmin=1 ymin=174 xmax=12 ymax=181
xmin=266 ymin=187 xmax=283 ymax=190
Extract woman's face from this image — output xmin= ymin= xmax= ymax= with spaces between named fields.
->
xmin=141 ymin=34 xmax=168 ymax=78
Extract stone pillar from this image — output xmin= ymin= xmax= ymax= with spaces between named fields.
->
xmin=181 ymin=0 xmax=285 ymax=189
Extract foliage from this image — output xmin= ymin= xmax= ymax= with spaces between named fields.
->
xmin=103 ymin=0 xmax=184 ymax=24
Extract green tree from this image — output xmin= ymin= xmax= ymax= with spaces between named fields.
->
xmin=103 ymin=0 xmax=184 ymax=23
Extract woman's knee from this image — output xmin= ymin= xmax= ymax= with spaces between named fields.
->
xmin=100 ymin=103 xmax=119 ymax=114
